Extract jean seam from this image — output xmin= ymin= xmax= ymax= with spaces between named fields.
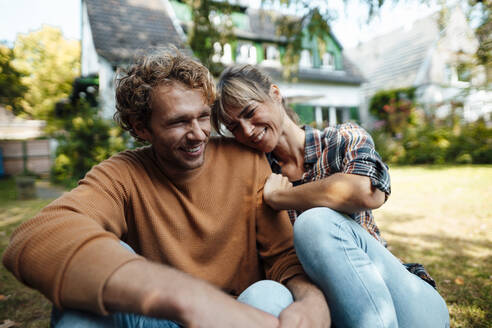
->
xmin=337 ymin=218 xmax=388 ymax=328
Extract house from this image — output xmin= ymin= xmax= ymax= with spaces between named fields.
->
xmin=81 ymin=0 xmax=189 ymax=118
xmin=0 ymin=106 xmax=52 ymax=176
xmin=82 ymin=0 xmax=365 ymax=127
xmin=346 ymin=6 xmax=491 ymax=127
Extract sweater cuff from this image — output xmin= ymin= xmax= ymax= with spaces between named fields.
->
xmin=278 ymin=264 xmax=305 ymax=285
xmin=59 ymin=237 xmax=145 ymax=315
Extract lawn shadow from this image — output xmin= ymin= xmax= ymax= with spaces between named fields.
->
xmin=382 ymin=227 xmax=492 ymax=327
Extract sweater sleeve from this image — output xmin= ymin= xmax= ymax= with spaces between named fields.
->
xmin=2 ymin=156 xmax=145 ymax=315
xmin=254 ymin=154 xmax=305 ymax=284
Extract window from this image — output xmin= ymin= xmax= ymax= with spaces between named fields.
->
xmin=222 ymin=43 xmax=232 ymax=65
xmin=212 ymin=42 xmax=233 ymax=65
xmin=457 ymin=63 xmax=471 ymax=82
xmin=299 ymin=50 xmax=312 ymax=68
xmin=236 ymin=42 xmax=256 ymax=64
xmin=212 ymin=42 xmax=222 ymax=63
xmin=321 ymin=52 xmax=335 ymax=70
xmin=261 ymin=44 xmax=280 ymax=66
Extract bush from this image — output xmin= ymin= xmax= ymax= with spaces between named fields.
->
xmin=51 ymin=99 xmax=129 ymax=188
xmin=372 ymin=119 xmax=492 ymax=165
xmin=369 ymin=87 xmax=417 ymax=135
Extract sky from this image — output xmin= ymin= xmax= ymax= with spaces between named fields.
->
xmin=0 ymin=0 xmax=441 ymax=49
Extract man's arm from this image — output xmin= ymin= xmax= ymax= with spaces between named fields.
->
xmin=278 ymin=275 xmax=330 ymax=328
xmin=103 ymin=260 xmax=280 ymax=328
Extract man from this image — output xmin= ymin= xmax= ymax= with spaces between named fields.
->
xmin=3 ymin=49 xmax=330 ymax=327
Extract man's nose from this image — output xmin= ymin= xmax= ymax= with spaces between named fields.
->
xmin=187 ymin=119 xmax=207 ymax=140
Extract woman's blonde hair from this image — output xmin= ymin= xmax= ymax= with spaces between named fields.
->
xmin=212 ymin=64 xmax=299 ymax=135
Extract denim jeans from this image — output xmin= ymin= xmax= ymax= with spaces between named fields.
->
xmin=293 ymin=207 xmax=450 ymax=328
xmin=51 ymin=242 xmax=293 ymax=328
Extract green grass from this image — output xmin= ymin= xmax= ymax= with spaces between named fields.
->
xmin=0 ymin=166 xmax=491 ymax=327
xmin=0 ymin=177 xmax=54 ymax=327
xmin=374 ymin=165 xmax=492 ymax=328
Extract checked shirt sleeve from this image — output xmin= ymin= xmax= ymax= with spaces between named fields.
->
xmin=327 ymin=123 xmax=391 ymax=197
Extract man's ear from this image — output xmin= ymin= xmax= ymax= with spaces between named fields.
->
xmin=130 ymin=118 xmax=152 ymax=142
xmin=269 ymin=84 xmax=282 ymax=103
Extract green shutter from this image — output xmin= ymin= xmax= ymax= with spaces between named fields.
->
xmin=293 ymin=104 xmax=315 ymax=125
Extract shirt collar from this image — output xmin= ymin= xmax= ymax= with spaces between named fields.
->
xmin=266 ymin=125 xmax=320 ymax=172
xmin=303 ymin=125 xmax=320 ymax=164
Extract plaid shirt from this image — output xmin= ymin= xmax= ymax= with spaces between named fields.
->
xmin=267 ymin=123 xmax=391 ymax=244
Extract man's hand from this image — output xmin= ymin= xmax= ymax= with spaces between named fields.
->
xmin=281 ymin=276 xmax=331 ymax=328
xmin=104 ymin=260 xmax=280 ymax=328
xmin=263 ymin=173 xmax=293 ymax=210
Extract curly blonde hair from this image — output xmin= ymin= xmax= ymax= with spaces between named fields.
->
xmin=114 ymin=48 xmax=216 ymax=142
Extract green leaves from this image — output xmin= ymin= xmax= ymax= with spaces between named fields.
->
xmin=11 ymin=26 xmax=80 ymax=121
xmin=0 ymin=46 xmax=27 ymax=114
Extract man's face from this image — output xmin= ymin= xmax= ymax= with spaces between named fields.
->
xmin=137 ymin=83 xmax=212 ymax=175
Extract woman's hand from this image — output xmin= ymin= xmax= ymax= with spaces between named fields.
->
xmin=263 ymin=173 xmax=293 ymax=210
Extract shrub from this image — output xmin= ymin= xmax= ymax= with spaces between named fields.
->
xmin=51 ymin=99 xmax=129 ymax=188
xmin=369 ymin=87 xmax=417 ymax=135
xmin=372 ymin=119 xmax=491 ymax=165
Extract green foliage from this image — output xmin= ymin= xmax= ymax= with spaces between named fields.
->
xmin=369 ymin=87 xmax=417 ymax=135
xmin=469 ymin=0 xmax=491 ymax=79
xmin=372 ymin=119 xmax=492 ymax=165
xmin=262 ymin=0 xmax=388 ymax=79
xmin=187 ymin=0 xmax=234 ymax=76
xmin=0 ymin=45 xmax=27 ymax=114
xmin=51 ymin=99 xmax=129 ymax=188
xmin=12 ymin=26 xmax=80 ymax=121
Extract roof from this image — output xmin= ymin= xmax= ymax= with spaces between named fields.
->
xmin=261 ymin=54 xmax=365 ymax=85
xmin=346 ymin=12 xmax=440 ymax=95
xmin=237 ymin=9 xmax=343 ymax=48
xmin=85 ymin=0 xmax=189 ymax=64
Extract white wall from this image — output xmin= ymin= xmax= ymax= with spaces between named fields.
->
xmin=278 ymin=82 xmax=361 ymax=108
xmin=98 ymin=57 xmax=116 ymax=119
xmin=81 ymin=1 xmax=99 ymax=76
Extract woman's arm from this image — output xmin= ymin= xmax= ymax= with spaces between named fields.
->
xmin=263 ymin=172 xmax=386 ymax=214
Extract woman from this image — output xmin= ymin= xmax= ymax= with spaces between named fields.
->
xmin=212 ymin=64 xmax=449 ymax=328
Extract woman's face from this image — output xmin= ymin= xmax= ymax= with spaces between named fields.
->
xmin=223 ymin=94 xmax=285 ymax=153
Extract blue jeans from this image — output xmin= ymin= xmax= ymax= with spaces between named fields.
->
xmin=51 ymin=243 xmax=293 ymax=327
xmin=294 ymin=207 xmax=450 ymax=328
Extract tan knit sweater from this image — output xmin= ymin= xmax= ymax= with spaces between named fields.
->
xmin=3 ymin=137 xmax=303 ymax=315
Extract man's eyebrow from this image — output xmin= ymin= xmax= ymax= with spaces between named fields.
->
xmin=166 ymin=107 xmax=211 ymax=124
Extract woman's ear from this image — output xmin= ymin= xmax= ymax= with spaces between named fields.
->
xmin=269 ymin=84 xmax=283 ymax=103
xmin=130 ymin=118 xmax=152 ymax=142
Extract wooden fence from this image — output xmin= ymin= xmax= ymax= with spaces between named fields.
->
xmin=0 ymin=139 xmax=52 ymax=176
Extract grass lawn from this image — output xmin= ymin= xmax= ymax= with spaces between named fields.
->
xmin=374 ymin=165 xmax=492 ymax=328
xmin=0 ymin=165 xmax=491 ymax=327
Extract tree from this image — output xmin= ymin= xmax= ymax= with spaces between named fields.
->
xmin=0 ymin=45 xmax=27 ymax=114
xmin=189 ymin=0 xmax=489 ymax=81
xmin=52 ymin=97 xmax=129 ymax=188
xmin=187 ymin=0 xmax=234 ymax=75
xmin=187 ymin=0 xmax=388 ymax=77
xmin=469 ymin=0 xmax=491 ymax=83
xmin=12 ymin=25 xmax=80 ymax=123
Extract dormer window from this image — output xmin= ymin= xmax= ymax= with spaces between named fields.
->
xmin=299 ymin=50 xmax=312 ymax=68
xmin=321 ymin=52 xmax=335 ymax=71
